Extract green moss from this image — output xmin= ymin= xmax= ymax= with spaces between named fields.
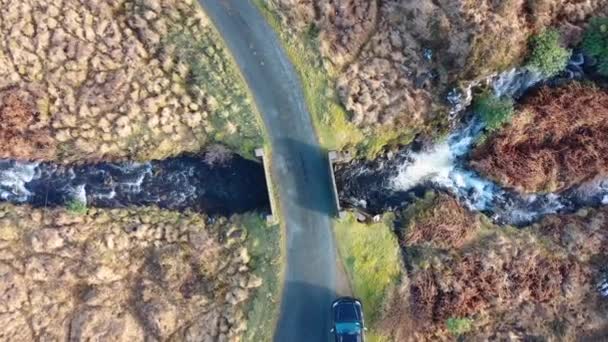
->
xmin=582 ymin=17 xmax=608 ymax=76
xmin=66 ymin=200 xmax=87 ymax=215
xmin=446 ymin=317 xmax=473 ymax=336
xmin=526 ymin=30 xmax=571 ymax=77
xmin=242 ymin=214 xmax=282 ymax=342
xmin=473 ymin=91 xmax=514 ymax=131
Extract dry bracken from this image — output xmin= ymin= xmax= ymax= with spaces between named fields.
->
xmin=472 ymin=83 xmax=608 ymax=193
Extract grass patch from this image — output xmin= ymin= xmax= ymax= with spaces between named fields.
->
xmin=66 ymin=200 xmax=87 ymax=215
xmin=167 ymin=27 xmax=263 ymax=158
xmin=473 ymin=91 xmax=514 ymax=132
xmin=446 ymin=317 xmax=473 ymax=336
xmin=242 ymin=213 xmax=283 ymax=342
xmin=334 ymin=213 xmax=402 ymax=336
xmin=526 ymin=29 xmax=571 ymax=77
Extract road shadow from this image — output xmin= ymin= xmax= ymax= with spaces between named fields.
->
xmin=275 ymin=137 xmax=338 ymax=217
xmin=273 ymin=281 xmax=337 ymax=342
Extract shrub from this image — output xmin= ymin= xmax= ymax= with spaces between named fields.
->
xmin=582 ymin=17 xmax=608 ymax=76
xmin=473 ymin=91 xmax=514 ymax=131
xmin=446 ymin=317 xmax=473 ymax=336
xmin=527 ymin=30 xmax=571 ymax=77
xmin=66 ymin=200 xmax=87 ymax=214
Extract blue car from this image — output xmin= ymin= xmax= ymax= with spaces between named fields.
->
xmin=331 ymin=297 xmax=366 ymax=342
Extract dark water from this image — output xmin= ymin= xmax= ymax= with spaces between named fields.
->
xmin=334 ymin=144 xmax=608 ymax=227
xmin=0 ymin=154 xmax=270 ymax=216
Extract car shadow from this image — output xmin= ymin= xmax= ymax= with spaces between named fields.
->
xmin=273 ymin=281 xmax=338 ymax=342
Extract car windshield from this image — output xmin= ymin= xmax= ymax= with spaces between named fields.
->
xmin=335 ymin=322 xmax=362 ymax=335
xmin=335 ymin=302 xmax=360 ymax=322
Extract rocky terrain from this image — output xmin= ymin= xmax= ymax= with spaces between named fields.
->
xmin=378 ymin=192 xmax=608 ymax=340
xmin=472 ymin=82 xmax=608 ymax=193
xmin=265 ymin=0 xmax=608 ymax=146
xmin=0 ymin=204 xmax=261 ymax=341
xmin=0 ymin=0 xmax=261 ymax=162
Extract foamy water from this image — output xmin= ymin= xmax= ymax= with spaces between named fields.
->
xmin=0 ymin=155 xmax=269 ymax=215
xmin=0 ymin=160 xmax=39 ymax=202
xmin=383 ymin=55 xmax=602 ymax=225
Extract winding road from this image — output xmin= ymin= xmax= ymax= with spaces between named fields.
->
xmin=196 ymin=0 xmax=349 ymax=341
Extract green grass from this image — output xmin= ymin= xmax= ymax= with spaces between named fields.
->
xmin=241 ymin=213 xmax=283 ymax=342
xmin=334 ymin=213 xmax=402 ymax=337
xmin=446 ymin=317 xmax=473 ymax=336
xmin=251 ymin=0 xmax=419 ymax=158
xmin=473 ymin=91 xmax=514 ymax=132
xmin=66 ymin=200 xmax=87 ymax=215
xmin=526 ymin=29 xmax=571 ymax=77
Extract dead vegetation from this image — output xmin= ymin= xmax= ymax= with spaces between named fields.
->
xmin=378 ymin=193 xmax=608 ymax=340
xmin=267 ymin=0 xmax=608 ymax=138
xmin=409 ymin=234 xmax=587 ymax=331
xmin=0 ymin=88 xmax=55 ymax=160
xmin=399 ymin=193 xmax=479 ymax=249
xmin=0 ymin=0 xmax=261 ymax=162
xmin=534 ymin=207 xmax=608 ymax=262
xmin=472 ymin=82 xmax=608 ymax=193
xmin=0 ymin=204 xmax=262 ymax=341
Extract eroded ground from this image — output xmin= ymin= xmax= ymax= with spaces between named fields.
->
xmin=0 ymin=0 xmax=261 ymax=162
xmin=0 ymin=204 xmax=263 ymax=341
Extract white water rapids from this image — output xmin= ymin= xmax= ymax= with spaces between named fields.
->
xmin=0 ymin=155 xmax=270 ymax=215
xmin=387 ymin=55 xmax=601 ymax=225
xmin=334 ymin=53 xmax=607 ymax=225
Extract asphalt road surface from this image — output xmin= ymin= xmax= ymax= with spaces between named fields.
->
xmin=196 ymin=1 xmax=348 ymax=341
